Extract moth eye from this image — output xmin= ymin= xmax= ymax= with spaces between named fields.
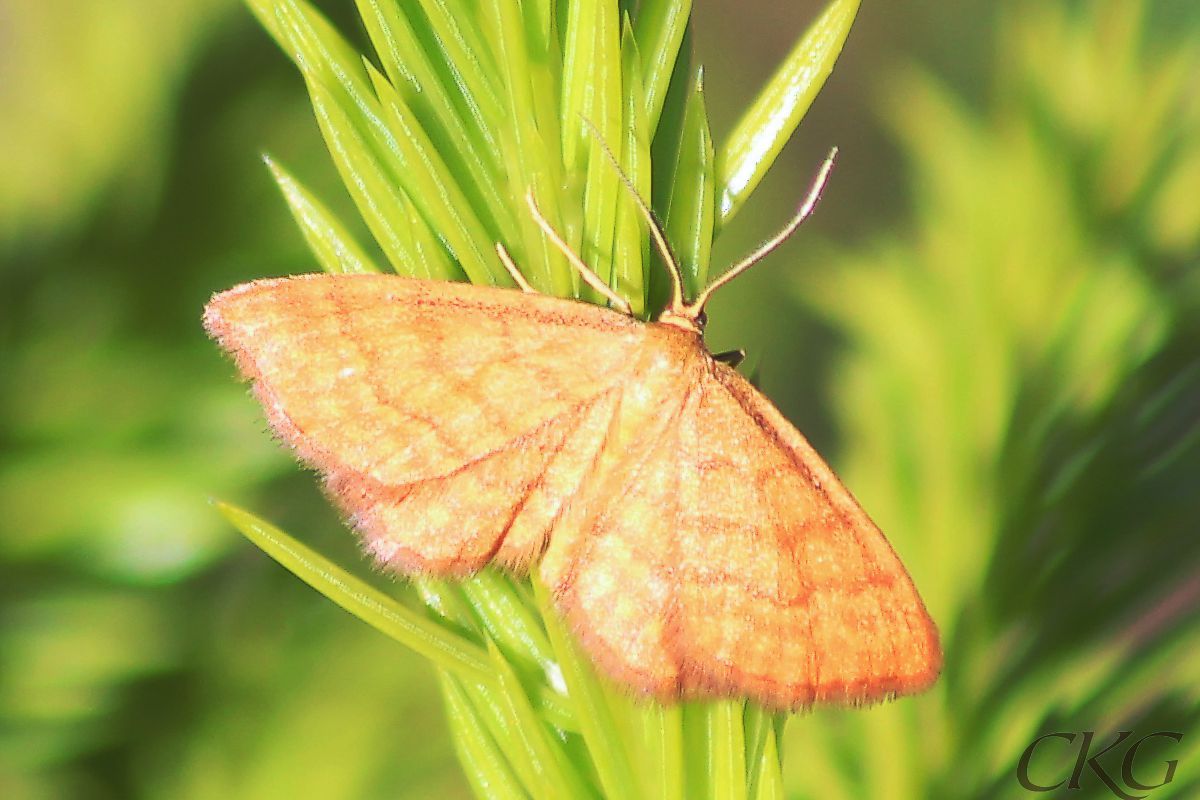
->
xmin=696 ymin=310 xmax=709 ymax=329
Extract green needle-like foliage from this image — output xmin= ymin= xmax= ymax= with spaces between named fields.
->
xmin=222 ymin=0 xmax=859 ymax=796
xmin=788 ymin=2 xmax=1200 ymax=797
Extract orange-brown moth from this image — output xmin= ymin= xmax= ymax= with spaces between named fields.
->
xmin=205 ymin=151 xmax=941 ymax=710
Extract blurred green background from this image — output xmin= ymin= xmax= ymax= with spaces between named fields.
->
xmin=2 ymin=1 xmax=1198 ymax=798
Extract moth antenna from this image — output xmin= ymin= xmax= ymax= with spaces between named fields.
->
xmin=525 ymin=189 xmax=634 ymax=316
xmin=495 ymin=242 xmax=536 ymax=293
xmin=579 ymin=116 xmax=686 ymax=313
xmin=685 ymin=147 xmax=838 ymax=317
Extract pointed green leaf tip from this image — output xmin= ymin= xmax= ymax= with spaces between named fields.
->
xmin=265 ymin=155 xmax=377 ymax=275
xmin=214 ymin=502 xmax=493 ymax=682
xmin=716 ymin=0 xmax=860 ymax=225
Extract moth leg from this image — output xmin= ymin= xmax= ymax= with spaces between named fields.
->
xmin=712 ymin=349 xmax=746 ymax=368
xmin=495 ymin=242 xmax=536 ymax=293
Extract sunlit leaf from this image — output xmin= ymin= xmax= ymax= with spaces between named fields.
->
xmin=265 ymin=156 xmax=378 ymax=274
xmin=216 ymin=502 xmax=494 ymax=683
xmin=658 ymin=69 xmax=714 ymax=307
xmin=440 ymin=673 xmax=529 ymax=800
xmin=632 ymin=0 xmax=693 ymax=135
xmin=532 ymin=575 xmax=640 ymax=800
xmin=485 ymin=639 xmax=592 ymax=798
xmin=715 ymin=0 xmax=859 ymax=224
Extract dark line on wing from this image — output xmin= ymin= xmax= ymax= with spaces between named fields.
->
xmin=711 ymin=366 xmax=869 ymax=569
xmin=356 ymin=387 xmax=621 ymax=504
xmin=475 ymin=402 xmax=593 ymax=565
xmin=557 ymin=380 xmax=695 ymax=599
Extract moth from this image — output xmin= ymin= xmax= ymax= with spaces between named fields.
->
xmin=205 ymin=152 xmax=941 ymax=710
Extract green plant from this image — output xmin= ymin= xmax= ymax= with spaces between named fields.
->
xmin=787 ymin=2 xmax=1200 ymax=796
xmin=218 ymin=0 xmax=861 ymax=797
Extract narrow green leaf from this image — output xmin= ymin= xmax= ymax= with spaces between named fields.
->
xmin=439 ymin=673 xmax=529 ymax=800
xmin=395 ymin=190 xmax=459 ymax=280
xmin=246 ymin=0 xmax=371 ymax=95
xmin=530 ymin=689 xmax=579 ymax=736
xmin=215 ymin=502 xmax=493 ymax=683
xmin=613 ymin=18 xmax=651 ymax=316
xmin=258 ymin=0 xmax=375 ymax=109
xmin=639 ymin=703 xmax=685 ymax=800
xmin=742 ymin=705 xmax=781 ymax=798
xmin=751 ymin=726 xmax=785 ymax=800
xmin=708 ymin=700 xmax=748 ymax=799
xmin=412 ymin=0 xmax=506 ymax=120
xmin=355 ymin=0 xmax=516 ymax=239
xmin=742 ymin=704 xmax=768 ymax=792
xmin=459 ymin=571 xmax=557 ymax=678
xmin=559 ymin=0 xmax=626 ymax=301
xmin=365 ymin=64 xmax=504 ymax=285
xmin=452 ymin=678 xmax=577 ymax=794
xmin=771 ymin=712 xmax=787 ymax=761
xmin=532 ymin=575 xmax=639 ymax=800
xmin=456 ymin=677 xmax=545 ymax=797
xmin=716 ymin=0 xmax=860 ymax=223
xmin=245 ymin=0 xmax=286 ymax=45
xmin=264 ymin=155 xmax=378 ymax=275
xmin=682 ymin=702 xmax=712 ymax=797
xmin=307 ymin=80 xmax=458 ymax=278
xmin=560 ymin=0 xmax=596 ymax=172
xmin=265 ymin=0 xmax=501 ymax=283
xmin=648 ymin=20 xmax=692 ymax=218
xmin=256 ymin=0 xmax=464 ymax=279
xmin=414 ymin=577 xmax=480 ymax=631
xmin=631 ymin=0 xmax=693 ymax=135
xmin=481 ymin=0 xmax=572 ymax=296
xmin=486 ymin=639 xmax=593 ymax=799
xmin=517 ymin=0 xmax=560 ymax=152
xmin=419 ymin=576 xmax=578 ymax=735
xmin=658 ymin=68 xmax=714 ymax=309
xmin=578 ymin=0 xmax=625 ymax=291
